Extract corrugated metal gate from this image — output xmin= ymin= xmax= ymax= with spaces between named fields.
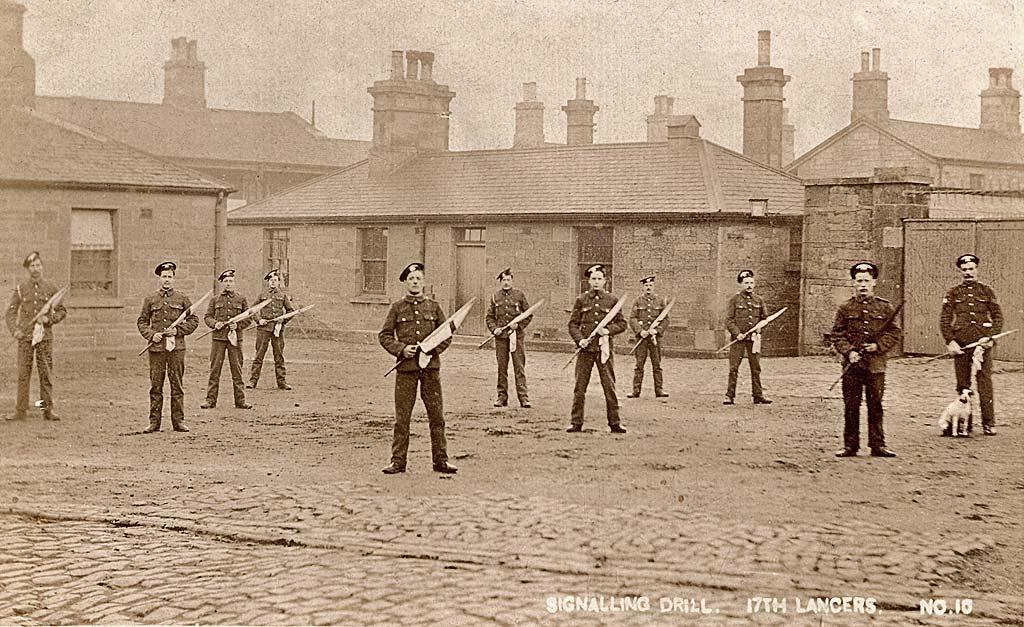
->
xmin=904 ymin=219 xmax=1023 ymax=360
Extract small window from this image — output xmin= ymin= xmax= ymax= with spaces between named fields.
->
xmin=359 ymin=227 xmax=388 ymax=294
xmin=264 ymin=228 xmax=289 ymax=287
xmin=577 ymin=226 xmax=614 ymax=293
xmin=969 ymin=174 xmax=985 ymax=189
xmin=788 ymin=225 xmax=803 ymax=263
xmin=456 ymin=227 xmax=486 ymax=243
xmin=71 ymin=209 xmax=116 ymax=296
xmin=749 ymin=199 xmax=768 ymax=217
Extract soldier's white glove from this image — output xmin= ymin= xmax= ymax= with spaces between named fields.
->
xmin=579 ymin=338 xmax=590 ymax=349
xmin=640 ymin=329 xmax=650 ymax=338
xmin=152 ymin=332 xmax=163 ymax=343
xmin=946 ymin=340 xmax=963 ymax=356
xmin=848 ymin=350 xmax=861 ymax=364
xmin=863 ymin=342 xmax=878 ymax=353
xmin=493 ymin=328 xmax=501 ymax=336
xmin=508 ymin=322 xmax=518 ymax=331
xmin=401 ymin=345 xmax=418 ymax=359
xmin=978 ymin=336 xmax=994 ymax=349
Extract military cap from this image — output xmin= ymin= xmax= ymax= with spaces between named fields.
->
xmin=496 ymin=267 xmax=513 ymax=281
xmin=264 ymin=268 xmax=281 ymax=281
xmin=584 ymin=264 xmax=606 ymax=278
xmin=955 ymin=254 xmax=979 ymax=267
xmin=640 ymin=275 xmax=655 ymax=284
xmin=154 ymin=261 xmax=177 ymax=276
xmin=218 ymin=269 xmax=236 ymax=281
xmin=23 ymin=251 xmax=41 ymax=268
xmin=399 ymin=262 xmax=424 ymax=282
xmin=737 ymin=269 xmax=754 ymax=283
xmin=849 ymin=262 xmax=879 ymax=279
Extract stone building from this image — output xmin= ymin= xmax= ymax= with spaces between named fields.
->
xmin=228 ymin=50 xmax=806 ymax=356
xmin=788 ymin=50 xmax=1024 ymax=189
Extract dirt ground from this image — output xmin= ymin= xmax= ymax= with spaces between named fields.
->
xmin=1 ymin=337 xmax=1021 ymax=604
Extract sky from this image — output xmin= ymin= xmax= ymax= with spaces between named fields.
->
xmin=21 ymin=0 xmax=1024 ymax=156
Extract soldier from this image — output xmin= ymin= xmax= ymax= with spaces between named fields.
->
xmin=485 ymin=267 xmax=531 ymax=408
xmin=378 ymin=262 xmax=458 ymax=475
xmin=5 ymin=252 xmax=67 ymax=421
xmin=137 ymin=261 xmax=199 ymax=433
xmin=627 ymin=275 xmax=669 ymax=398
xmin=201 ymin=269 xmax=253 ymax=410
xmin=567 ymin=264 xmax=628 ymax=433
xmin=830 ymin=262 xmax=900 ymax=458
xmin=248 ymin=269 xmax=294 ymax=390
xmin=724 ymin=270 xmax=772 ymax=405
xmin=939 ymin=254 xmax=1003 ymax=436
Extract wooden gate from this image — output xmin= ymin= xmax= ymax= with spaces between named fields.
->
xmin=455 ymin=228 xmax=488 ymax=336
xmin=904 ymin=219 xmax=1023 ymax=360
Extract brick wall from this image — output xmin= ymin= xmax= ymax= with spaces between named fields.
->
xmin=799 ymin=169 xmax=930 ymax=354
xmin=1 ymin=186 xmax=219 ymax=350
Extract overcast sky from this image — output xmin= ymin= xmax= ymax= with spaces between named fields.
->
xmin=22 ymin=0 xmax=1023 ymax=156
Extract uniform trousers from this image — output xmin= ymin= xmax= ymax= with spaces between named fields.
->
xmin=494 ymin=336 xmax=528 ymax=403
xmin=391 ymin=369 xmax=448 ymax=467
xmin=250 ymin=329 xmax=286 ymax=387
xmin=206 ymin=340 xmax=246 ymax=406
xmin=571 ymin=350 xmax=620 ymax=427
xmin=632 ymin=337 xmax=663 ymax=394
xmin=149 ymin=349 xmax=186 ymax=427
xmin=953 ymin=346 xmax=994 ymax=428
xmin=726 ymin=340 xmax=763 ymax=400
xmin=16 ymin=339 xmax=53 ymax=415
xmin=841 ymin=367 xmax=887 ymax=451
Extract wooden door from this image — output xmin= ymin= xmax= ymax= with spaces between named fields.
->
xmin=455 ymin=231 xmax=488 ymax=336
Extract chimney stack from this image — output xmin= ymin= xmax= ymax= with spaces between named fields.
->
xmin=736 ymin=30 xmax=790 ymax=168
xmin=513 ymin=82 xmax=545 ymax=148
xmin=562 ymin=77 xmax=599 ymax=145
xmin=851 ymin=47 xmax=889 ymax=123
xmin=163 ymin=37 xmax=207 ymax=108
xmin=367 ymin=49 xmax=455 ymax=178
xmin=0 ymin=0 xmax=36 ymax=109
xmin=646 ymin=95 xmax=676 ymax=142
xmin=980 ymin=68 xmax=1021 ymax=135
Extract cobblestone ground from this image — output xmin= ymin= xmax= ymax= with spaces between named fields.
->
xmin=0 ymin=339 xmax=1021 ymax=625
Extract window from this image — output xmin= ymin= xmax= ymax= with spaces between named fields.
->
xmin=577 ymin=226 xmax=614 ymax=293
xmin=359 ymin=227 xmax=388 ymax=294
xmin=788 ymin=225 xmax=803 ymax=263
xmin=749 ymin=199 xmax=768 ymax=217
xmin=969 ymin=174 xmax=985 ymax=189
xmin=264 ymin=228 xmax=289 ymax=287
xmin=456 ymin=227 xmax=486 ymax=244
xmin=71 ymin=210 xmax=116 ymax=296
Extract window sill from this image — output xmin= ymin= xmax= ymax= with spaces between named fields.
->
xmin=350 ymin=294 xmax=391 ymax=305
xmin=66 ymin=296 xmax=125 ymax=309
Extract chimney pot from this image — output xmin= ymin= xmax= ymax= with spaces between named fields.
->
xmin=757 ymin=30 xmax=771 ymax=66
xmin=405 ymin=50 xmax=420 ymax=81
xmin=390 ymin=50 xmax=405 ymax=79
xmin=420 ymin=51 xmax=434 ymax=81
xmin=575 ymin=77 xmax=587 ymax=100
xmin=522 ymin=81 xmax=537 ymax=101
xmin=163 ymin=37 xmax=206 ymax=108
xmin=871 ymin=47 xmax=881 ymax=71
xmin=860 ymin=51 xmax=870 ymax=72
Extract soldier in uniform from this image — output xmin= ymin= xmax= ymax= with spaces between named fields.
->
xmin=248 ymin=269 xmax=294 ymax=390
xmin=378 ymin=263 xmax=458 ymax=475
xmin=137 ymin=261 xmax=199 ymax=433
xmin=830 ymin=262 xmax=900 ymax=458
xmin=201 ymin=270 xmax=253 ymax=410
xmin=485 ymin=267 xmax=531 ymax=408
xmin=5 ymin=252 xmax=67 ymax=421
xmin=939 ymin=254 xmax=1004 ymax=436
xmin=724 ymin=270 xmax=772 ymax=405
xmin=627 ymin=275 xmax=669 ymax=398
xmin=567 ymin=264 xmax=628 ymax=433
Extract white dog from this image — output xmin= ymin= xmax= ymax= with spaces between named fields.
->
xmin=938 ymin=389 xmax=973 ymax=437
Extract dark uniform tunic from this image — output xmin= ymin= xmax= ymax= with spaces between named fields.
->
xmin=137 ymin=289 xmax=199 ymax=428
xmin=203 ymin=290 xmax=251 ymax=407
xmin=724 ymin=291 xmax=768 ymax=401
xmin=939 ymin=281 xmax=1003 ymax=428
xmin=830 ymin=295 xmax=901 ymax=452
xmin=568 ymin=289 xmax=627 ymax=427
xmin=485 ymin=288 xmax=531 ymax=405
xmin=378 ymin=294 xmax=451 ymax=468
xmin=628 ymin=293 xmax=669 ymax=396
xmin=5 ymin=279 xmax=67 ymax=417
xmin=249 ymin=287 xmax=294 ymax=388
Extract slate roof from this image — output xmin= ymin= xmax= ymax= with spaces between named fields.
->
xmin=35 ymin=96 xmax=370 ymax=168
xmin=0 ymin=106 xmax=230 ymax=191
xmin=228 ymin=140 xmax=805 ymax=223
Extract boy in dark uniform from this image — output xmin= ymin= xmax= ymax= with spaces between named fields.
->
xmin=939 ymin=254 xmax=1003 ymax=435
xmin=202 ymin=270 xmax=253 ymax=410
xmin=830 ymin=262 xmax=900 ymax=458
xmin=137 ymin=261 xmax=199 ymax=432
xmin=378 ymin=263 xmax=458 ymax=474
xmin=724 ymin=270 xmax=772 ymax=405
xmin=485 ymin=267 xmax=532 ymax=408
xmin=627 ymin=275 xmax=669 ymax=398
xmin=5 ymin=252 xmax=67 ymax=421
xmin=567 ymin=264 xmax=627 ymax=433
xmin=248 ymin=268 xmax=295 ymax=390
